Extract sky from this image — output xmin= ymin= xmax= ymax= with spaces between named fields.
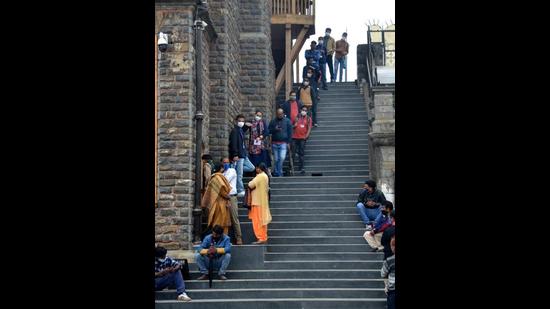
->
xmin=296 ymin=0 xmax=395 ymax=82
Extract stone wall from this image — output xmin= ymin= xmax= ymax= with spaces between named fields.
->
xmin=239 ymin=0 xmax=276 ymax=120
xmin=155 ymin=1 xmax=213 ymax=250
xmin=208 ymin=0 xmax=242 ymax=161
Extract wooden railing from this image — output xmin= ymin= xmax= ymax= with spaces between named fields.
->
xmin=272 ymin=0 xmax=315 ymax=16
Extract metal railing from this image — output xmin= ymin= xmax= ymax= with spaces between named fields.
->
xmin=272 ymin=0 xmax=315 ymax=16
xmin=365 ymin=26 xmax=395 ymax=88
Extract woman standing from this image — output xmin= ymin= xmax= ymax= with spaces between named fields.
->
xmin=248 ymin=110 xmax=270 ymax=172
xmin=201 ymin=163 xmax=232 ymax=235
xmin=247 ymin=163 xmax=272 ymax=244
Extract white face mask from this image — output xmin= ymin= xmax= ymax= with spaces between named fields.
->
xmin=325 ymin=32 xmax=330 ymax=36
xmin=158 ymin=258 xmax=166 ymax=263
xmin=342 ymin=37 xmax=347 ymax=41
xmin=255 ymin=116 xmax=261 ymax=121
xmin=237 ymin=122 xmax=245 ymax=128
xmin=301 ymin=111 xmax=307 ymax=116
xmin=307 ymin=73 xmax=312 ymax=77
xmin=318 ymin=41 xmax=323 ymax=45
xmin=303 ymin=82 xmax=309 ymax=86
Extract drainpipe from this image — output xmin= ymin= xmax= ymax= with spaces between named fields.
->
xmin=192 ymin=6 xmax=206 ymax=244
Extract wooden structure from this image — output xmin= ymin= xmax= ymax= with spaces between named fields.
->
xmin=271 ymin=0 xmax=316 ymax=100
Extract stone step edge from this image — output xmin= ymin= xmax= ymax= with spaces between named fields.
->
xmin=183 ymin=278 xmax=384 ymax=283
xmin=156 ymin=298 xmax=387 ymax=303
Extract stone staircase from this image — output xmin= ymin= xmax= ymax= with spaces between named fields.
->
xmin=155 ymin=82 xmax=385 ymax=308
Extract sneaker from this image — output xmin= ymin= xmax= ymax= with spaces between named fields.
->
xmin=177 ymin=293 xmax=192 ymax=302
xmin=237 ymin=191 xmax=245 ymax=198
xmin=197 ymin=274 xmax=209 ymax=280
xmin=218 ymin=275 xmax=228 ymax=280
xmin=314 ymin=123 xmax=319 ymax=127
xmin=376 ymin=247 xmax=384 ymax=252
xmin=365 ymin=225 xmax=373 ymax=231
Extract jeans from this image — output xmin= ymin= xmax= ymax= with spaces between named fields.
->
xmin=334 ymin=56 xmax=346 ymax=82
xmin=387 ymin=290 xmax=395 ymax=309
xmin=293 ymin=139 xmax=306 ymax=170
xmin=319 ymin=62 xmax=327 ymax=88
xmin=272 ymin=143 xmax=288 ymax=176
xmin=155 ymin=270 xmax=186 ymax=294
xmin=194 ymin=253 xmax=232 ymax=275
xmin=356 ymin=202 xmax=381 ymax=225
xmin=236 ymin=156 xmax=255 ymax=193
xmin=326 ymin=54 xmax=334 ymax=81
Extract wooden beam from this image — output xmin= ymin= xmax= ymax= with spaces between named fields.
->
xmin=271 ymin=15 xmax=315 ymax=25
xmin=275 ymin=25 xmax=310 ymax=95
xmin=295 ymin=55 xmax=300 ymax=84
xmin=285 ymin=24 xmax=292 ymax=100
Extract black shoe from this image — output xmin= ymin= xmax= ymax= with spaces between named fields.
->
xmin=197 ymin=274 xmax=209 ymax=280
xmin=300 ymin=169 xmax=306 ymax=175
xmin=218 ymin=275 xmax=228 ymax=280
xmin=322 ymin=87 xmax=328 ymax=90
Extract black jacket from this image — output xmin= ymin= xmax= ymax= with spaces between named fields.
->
xmin=357 ymin=188 xmax=387 ymax=207
xmin=381 ymin=225 xmax=395 ymax=260
xmin=269 ymin=117 xmax=293 ymax=144
xmin=228 ymin=125 xmax=249 ymax=158
xmin=279 ymin=100 xmax=303 ymax=121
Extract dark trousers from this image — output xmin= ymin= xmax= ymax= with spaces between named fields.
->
xmin=309 ymin=86 xmax=318 ymax=124
xmin=387 ymin=290 xmax=395 ymax=309
xmin=326 ymin=54 xmax=334 ymax=81
xmin=319 ymin=62 xmax=327 ymax=88
xmin=155 ymin=271 xmax=186 ymax=294
xmin=293 ymin=139 xmax=306 ymax=170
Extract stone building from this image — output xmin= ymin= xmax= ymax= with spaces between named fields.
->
xmin=154 ymin=0 xmax=315 ymax=250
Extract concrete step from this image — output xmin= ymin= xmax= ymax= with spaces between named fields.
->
xmin=263 ymin=221 xmax=364 ymax=229
xmin=264 ymin=252 xmax=383 ymax=261
xmin=267 ymin=236 xmax=366 ymax=245
xmin=277 ymin=170 xmax=370 ymax=176
xmin=156 ymin=288 xmax=385 ymax=300
xmin=182 ymin=278 xmax=385 ymax=289
xmin=155 ymin=298 xmax=386 ymax=309
xmin=188 ymin=268 xmax=383 ymax=279
xmin=267 ymin=244 xmax=372 ymax=253
xmin=283 ymin=160 xmax=368 ymax=167
xmin=306 ymin=135 xmax=368 ymax=142
xmin=268 ymin=201 xmax=358 ymax=208
xmin=269 ymin=175 xmax=368 ymax=183
xmin=265 ymin=193 xmax=357 ymax=201
xmin=239 ymin=207 xmax=358 ymax=216
xmin=305 ymin=143 xmax=369 ymax=150
xmin=239 ymin=214 xmax=360 ymax=222
xmin=267 ymin=228 xmax=363 ymax=236
xmin=270 ymin=181 xmax=363 ymax=189
xmin=305 ymin=138 xmax=369 ymax=145
xmin=310 ymin=128 xmax=369 ymax=134
xmin=264 ymin=260 xmax=383 ymax=270
xmin=297 ymin=154 xmax=369 ymax=161
xmin=270 ymin=188 xmax=363 ymax=195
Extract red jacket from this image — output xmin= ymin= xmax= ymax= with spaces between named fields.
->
xmin=292 ymin=115 xmax=312 ymax=139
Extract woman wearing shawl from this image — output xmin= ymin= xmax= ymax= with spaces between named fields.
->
xmin=248 ymin=110 xmax=271 ymax=170
xmin=201 ymin=163 xmax=232 ymax=235
xmin=247 ymin=163 xmax=272 ymax=244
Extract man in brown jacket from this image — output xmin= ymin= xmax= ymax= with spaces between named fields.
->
xmin=323 ymin=27 xmax=336 ymax=83
xmin=334 ymin=32 xmax=349 ymax=82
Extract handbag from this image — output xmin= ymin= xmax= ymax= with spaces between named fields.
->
xmin=241 ymin=187 xmax=252 ymax=209
xmin=176 ymin=258 xmax=191 ymax=280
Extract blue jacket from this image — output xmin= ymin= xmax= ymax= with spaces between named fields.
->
xmin=316 ymin=44 xmax=327 ymax=64
xmin=200 ymin=234 xmax=232 ymax=254
xmin=305 ymin=49 xmax=321 ymax=65
xmin=269 ymin=117 xmax=293 ymax=143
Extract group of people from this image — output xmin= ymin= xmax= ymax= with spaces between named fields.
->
xmin=356 ymin=179 xmax=396 ymax=309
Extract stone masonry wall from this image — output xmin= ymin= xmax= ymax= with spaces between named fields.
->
xmin=208 ymin=0 xmax=242 ymax=161
xmin=239 ymin=0 xmax=276 ymax=121
xmin=155 ymin=2 xmax=212 ymax=250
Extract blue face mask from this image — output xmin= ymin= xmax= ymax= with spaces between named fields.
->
xmin=223 ymin=163 xmax=231 ymax=170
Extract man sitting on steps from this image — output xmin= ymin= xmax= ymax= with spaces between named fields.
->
xmin=364 ymin=201 xmax=393 ymax=251
xmin=155 ymin=246 xmax=192 ymax=301
xmin=195 ymin=225 xmax=232 ymax=281
xmin=356 ymin=180 xmax=387 ymax=230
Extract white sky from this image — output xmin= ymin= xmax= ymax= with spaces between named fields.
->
xmin=296 ymin=0 xmax=395 ymax=82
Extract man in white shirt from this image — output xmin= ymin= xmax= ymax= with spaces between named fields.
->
xmin=222 ymin=157 xmax=243 ymax=245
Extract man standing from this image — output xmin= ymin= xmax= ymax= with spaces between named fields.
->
xmin=323 ymin=27 xmax=336 ymax=83
xmin=304 ymin=41 xmax=321 ymax=70
xmin=195 ymin=225 xmax=232 ymax=281
xmin=280 ymin=90 xmax=303 ymax=125
xmin=292 ymin=106 xmax=312 ymax=175
xmin=268 ymin=108 xmax=293 ymax=177
xmin=334 ymin=32 xmax=349 ymax=82
xmin=302 ymin=64 xmax=320 ymax=126
xmin=155 ymin=246 xmax=192 ymax=301
xmin=316 ymin=36 xmax=328 ymax=90
xmin=229 ymin=114 xmax=255 ymax=197
xmin=356 ymin=180 xmax=387 ymax=230
xmin=222 ymin=158 xmax=243 ymax=245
